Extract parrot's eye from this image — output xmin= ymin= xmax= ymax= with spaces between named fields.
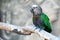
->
xmin=30 ymin=8 xmax=34 ymax=13
xmin=33 ymin=7 xmax=35 ymax=9
xmin=36 ymin=7 xmax=37 ymax=8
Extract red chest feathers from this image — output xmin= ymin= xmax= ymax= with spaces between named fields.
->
xmin=33 ymin=16 xmax=39 ymax=20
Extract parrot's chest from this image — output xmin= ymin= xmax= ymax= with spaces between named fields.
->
xmin=33 ymin=16 xmax=43 ymax=26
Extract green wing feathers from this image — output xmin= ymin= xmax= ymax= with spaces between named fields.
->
xmin=41 ymin=13 xmax=52 ymax=33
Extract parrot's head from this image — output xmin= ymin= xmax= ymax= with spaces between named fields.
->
xmin=30 ymin=5 xmax=42 ymax=16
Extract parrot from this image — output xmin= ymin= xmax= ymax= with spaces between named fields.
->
xmin=30 ymin=5 xmax=52 ymax=33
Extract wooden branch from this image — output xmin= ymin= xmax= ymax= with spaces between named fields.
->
xmin=0 ymin=23 xmax=13 ymax=32
xmin=0 ymin=22 xmax=33 ymax=35
xmin=34 ymin=30 xmax=60 ymax=40
xmin=0 ymin=22 xmax=59 ymax=40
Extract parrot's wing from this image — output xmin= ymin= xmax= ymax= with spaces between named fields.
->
xmin=41 ymin=13 xmax=52 ymax=33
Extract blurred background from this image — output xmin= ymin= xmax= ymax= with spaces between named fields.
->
xmin=0 ymin=0 xmax=60 ymax=40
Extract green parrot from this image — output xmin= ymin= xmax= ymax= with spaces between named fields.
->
xmin=30 ymin=5 xmax=52 ymax=33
